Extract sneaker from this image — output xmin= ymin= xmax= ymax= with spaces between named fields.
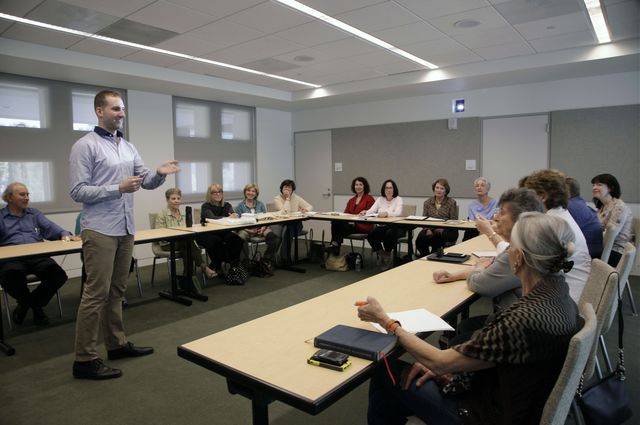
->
xmin=73 ymin=358 xmax=122 ymax=380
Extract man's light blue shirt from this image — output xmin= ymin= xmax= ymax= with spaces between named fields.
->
xmin=0 ymin=207 xmax=70 ymax=246
xmin=69 ymin=127 xmax=165 ymax=236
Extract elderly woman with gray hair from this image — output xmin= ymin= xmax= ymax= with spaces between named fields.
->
xmin=358 ymin=212 xmax=580 ymax=425
xmin=463 ymin=177 xmax=499 ymax=241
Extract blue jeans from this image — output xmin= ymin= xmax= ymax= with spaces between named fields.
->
xmin=368 ymin=359 xmax=463 ymax=425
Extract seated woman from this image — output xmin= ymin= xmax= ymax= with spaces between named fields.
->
xmin=415 ymin=178 xmax=458 ymax=257
xmin=462 ymin=177 xmax=498 ymax=241
xmin=432 ymin=188 xmax=543 ymax=341
xmin=363 ymin=179 xmax=403 ymax=270
xmin=234 ymin=183 xmax=281 ymax=260
xmin=270 ymin=179 xmax=313 ymax=262
xmin=591 ymin=173 xmax=634 ymax=267
xmin=358 ymin=212 xmax=580 ymax=425
xmin=196 ymin=183 xmax=244 ymax=275
xmin=327 ymin=176 xmax=375 ymax=256
xmin=155 ymin=188 xmax=215 ymax=280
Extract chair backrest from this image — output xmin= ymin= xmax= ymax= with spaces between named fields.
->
xmin=633 ymin=216 xmax=640 ymax=268
xmin=600 ymin=222 xmax=620 ymax=263
xmin=266 ymin=202 xmax=277 ymax=212
xmin=193 ymin=208 xmax=201 ymax=224
xmin=539 ymin=303 xmax=597 ymax=425
xmin=401 ymin=204 xmax=416 ymax=217
xmin=599 ymin=242 xmax=636 ymax=335
xmin=148 ymin=213 xmax=158 ymax=229
xmin=578 ymin=258 xmax=618 ymax=379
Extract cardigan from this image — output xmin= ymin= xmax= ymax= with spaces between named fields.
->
xmin=344 ymin=194 xmax=375 ymax=233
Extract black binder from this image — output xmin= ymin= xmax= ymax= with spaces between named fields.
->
xmin=426 ymin=252 xmax=470 ymax=263
xmin=314 ymin=324 xmax=397 ymax=361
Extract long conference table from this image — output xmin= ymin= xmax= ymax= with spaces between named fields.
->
xmin=177 ymin=235 xmax=493 ymax=425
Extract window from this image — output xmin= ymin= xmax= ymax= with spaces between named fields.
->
xmin=222 ymin=161 xmax=251 ymax=191
xmin=0 ymin=162 xmax=52 ymax=202
xmin=176 ymin=162 xmax=211 ymax=195
xmin=0 ymin=82 xmax=48 ymax=128
xmin=221 ymin=108 xmax=251 ymax=140
xmin=72 ymin=91 xmax=96 ymax=131
xmin=0 ymin=73 xmax=125 ymax=212
xmin=173 ymin=98 xmax=255 ymax=202
xmin=175 ymin=102 xmax=210 ymax=138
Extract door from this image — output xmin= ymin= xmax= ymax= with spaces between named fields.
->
xmin=482 ymin=115 xmax=549 ymax=197
xmin=295 ymin=130 xmax=332 ymax=241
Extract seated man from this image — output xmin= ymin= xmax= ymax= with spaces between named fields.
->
xmin=566 ymin=177 xmax=603 ymax=258
xmin=0 ymin=182 xmax=79 ymax=326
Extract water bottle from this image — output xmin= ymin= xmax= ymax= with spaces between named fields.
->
xmin=185 ymin=206 xmax=193 ymax=227
xmin=355 ymin=254 xmax=362 ymax=272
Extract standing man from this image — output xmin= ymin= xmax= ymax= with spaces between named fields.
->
xmin=0 ymin=182 xmax=78 ymax=326
xmin=69 ymin=90 xmax=179 ymax=380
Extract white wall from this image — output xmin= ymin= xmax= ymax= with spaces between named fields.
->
xmin=293 ymin=72 xmax=639 ymax=131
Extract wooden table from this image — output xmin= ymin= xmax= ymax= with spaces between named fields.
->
xmin=0 ymin=227 xmax=196 ymax=355
xmin=178 ymin=236 xmax=493 ymax=424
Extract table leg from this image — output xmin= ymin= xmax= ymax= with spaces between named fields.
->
xmin=158 ymin=240 xmax=193 ymax=306
xmin=278 ymin=222 xmax=305 ymax=274
xmin=227 ymin=380 xmax=272 ymax=425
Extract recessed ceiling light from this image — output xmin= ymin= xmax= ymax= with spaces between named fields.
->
xmin=453 ymin=19 xmax=480 ymax=29
xmin=293 ymin=55 xmax=314 ymax=62
xmin=273 ymin=0 xmax=438 ymax=69
xmin=0 ymin=12 xmax=322 ymax=88
xmin=583 ymin=0 xmax=611 ymax=43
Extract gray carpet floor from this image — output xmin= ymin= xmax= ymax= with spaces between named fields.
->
xmin=1 ymin=258 xmax=638 ymax=425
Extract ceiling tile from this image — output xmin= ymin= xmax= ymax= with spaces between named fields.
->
xmin=429 ymin=6 xmax=511 ymax=37
xmin=453 ymin=26 xmax=524 ymax=48
xmin=605 ymin=0 xmax=640 ymax=41
xmin=336 ymin=1 xmax=421 ymax=33
xmin=2 ymin=23 xmax=84 ymax=48
xmin=0 ymin=22 xmax=12 ymax=33
xmin=162 ymin=0 xmax=264 ymax=21
xmin=204 ymin=35 xmax=303 ymax=65
xmin=26 ymin=0 xmax=119 ymax=33
xmin=395 ymin=0 xmax=490 ymax=20
xmin=494 ymin=0 xmax=582 ymax=26
xmin=514 ymin=12 xmax=592 ymax=40
xmin=529 ymin=30 xmax=596 ymax=52
xmin=296 ymin=0 xmax=386 ymax=16
xmin=350 ymin=49 xmax=408 ymax=67
xmin=188 ymin=19 xmax=264 ymax=49
xmin=226 ymin=2 xmax=312 ymax=34
xmin=126 ymin=1 xmax=215 ymax=34
xmin=121 ymin=50 xmax=184 ymax=67
xmin=473 ymin=40 xmax=535 ymax=60
xmin=58 ymin=0 xmax=156 ymax=19
xmin=168 ymin=59 xmax=251 ymax=80
xmin=0 ymin=0 xmax=45 ymax=17
xmin=153 ymin=34 xmax=221 ymax=56
xmin=68 ymin=37 xmax=140 ymax=58
xmin=314 ymin=67 xmax=386 ymax=86
xmin=372 ymin=21 xmax=446 ymax=46
xmin=274 ymin=21 xmax=349 ymax=47
xmin=241 ymin=74 xmax=308 ymax=91
xmin=97 ymin=18 xmax=179 ymax=45
xmin=403 ymin=38 xmax=483 ymax=67
xmin=372 ymin=60 xmax=425 ymax=75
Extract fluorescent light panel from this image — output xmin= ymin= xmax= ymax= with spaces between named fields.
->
xmin=583 ymin=0 xmax=611 ymax=43
xmin=273 ymin=0 xmax=438 ymax=69
xmin=0 ymin=13 xmax=322 ymax=88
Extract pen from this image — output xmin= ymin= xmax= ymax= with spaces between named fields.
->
xmin=354 ymin=300 xmax=368 ymax=307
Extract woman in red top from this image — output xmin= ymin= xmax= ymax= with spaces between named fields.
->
xmin=328 ymin=177 xmax=376 ymax=255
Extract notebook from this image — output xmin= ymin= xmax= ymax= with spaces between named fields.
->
xmin=314 ymin=324 xmax=397 ymax=361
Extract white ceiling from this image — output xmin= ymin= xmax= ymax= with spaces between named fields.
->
xmin=0 ymin=0 xmax=638 ymax=109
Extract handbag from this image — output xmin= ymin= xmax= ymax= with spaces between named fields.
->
xmin=324 ymin=254 xmax=349 ymax=271
xmin=225 ymin=260 xmax=250 ymax=285
xmin=345 ymin=252 xmax=363 ymax=270
xmin=577 ymin=278 xmax=633 ymax=425
xmin=250 ymin=253 xmax=274 ymax=278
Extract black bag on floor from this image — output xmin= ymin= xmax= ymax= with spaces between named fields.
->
xmin=225 ymin=261 xmax=250 ymax=285
xmin=307 ymin=229 xmax=326 ymax=264
xmin=250 ymin=254 xmax=274 ymax=278
xmin=345 ymin=252 xmax=363 ymax=270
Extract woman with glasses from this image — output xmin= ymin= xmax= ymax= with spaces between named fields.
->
xmin=196 ymin=183 xmax=243 ymax=276
xmin=363 ymin=179 xmax=404 ymax=270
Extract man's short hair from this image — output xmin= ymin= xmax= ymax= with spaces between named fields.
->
xmin=2 ymin=182 xmax=26 ymax=203
xmin=94 ymin=90 xmax=123 ymax=110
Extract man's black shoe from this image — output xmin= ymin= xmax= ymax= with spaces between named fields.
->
xmin=12 ymin=304 xmax=28 ymax=325
xmin=107 ymin=342 xmax=154 ymax=360
xmin=73 ymin=359 xmax=122 ymax=380
xmin=33 ymin=306 xmax=50 ymax=326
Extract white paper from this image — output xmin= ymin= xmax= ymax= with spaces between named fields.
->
xmin=405 ymin=215 xmax=427 ymax=220
xmin=207 ymin=217 xmax=256 ymax=225
xmin=472 ymin=250 xmax=497 ymax=258
xmin=371 ymin=309 xmax=454 ymax=334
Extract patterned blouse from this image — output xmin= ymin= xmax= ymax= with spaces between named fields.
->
xmin=422 ymin=196 xmax=458 ymax=219
xmin=597 ymin=198 xmax=634 ymax=255
xmin=451 ymin=275 xmax=580 ymax=425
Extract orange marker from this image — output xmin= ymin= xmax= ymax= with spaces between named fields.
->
xmin=354 ymin=300 xmax=368 ymax=307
